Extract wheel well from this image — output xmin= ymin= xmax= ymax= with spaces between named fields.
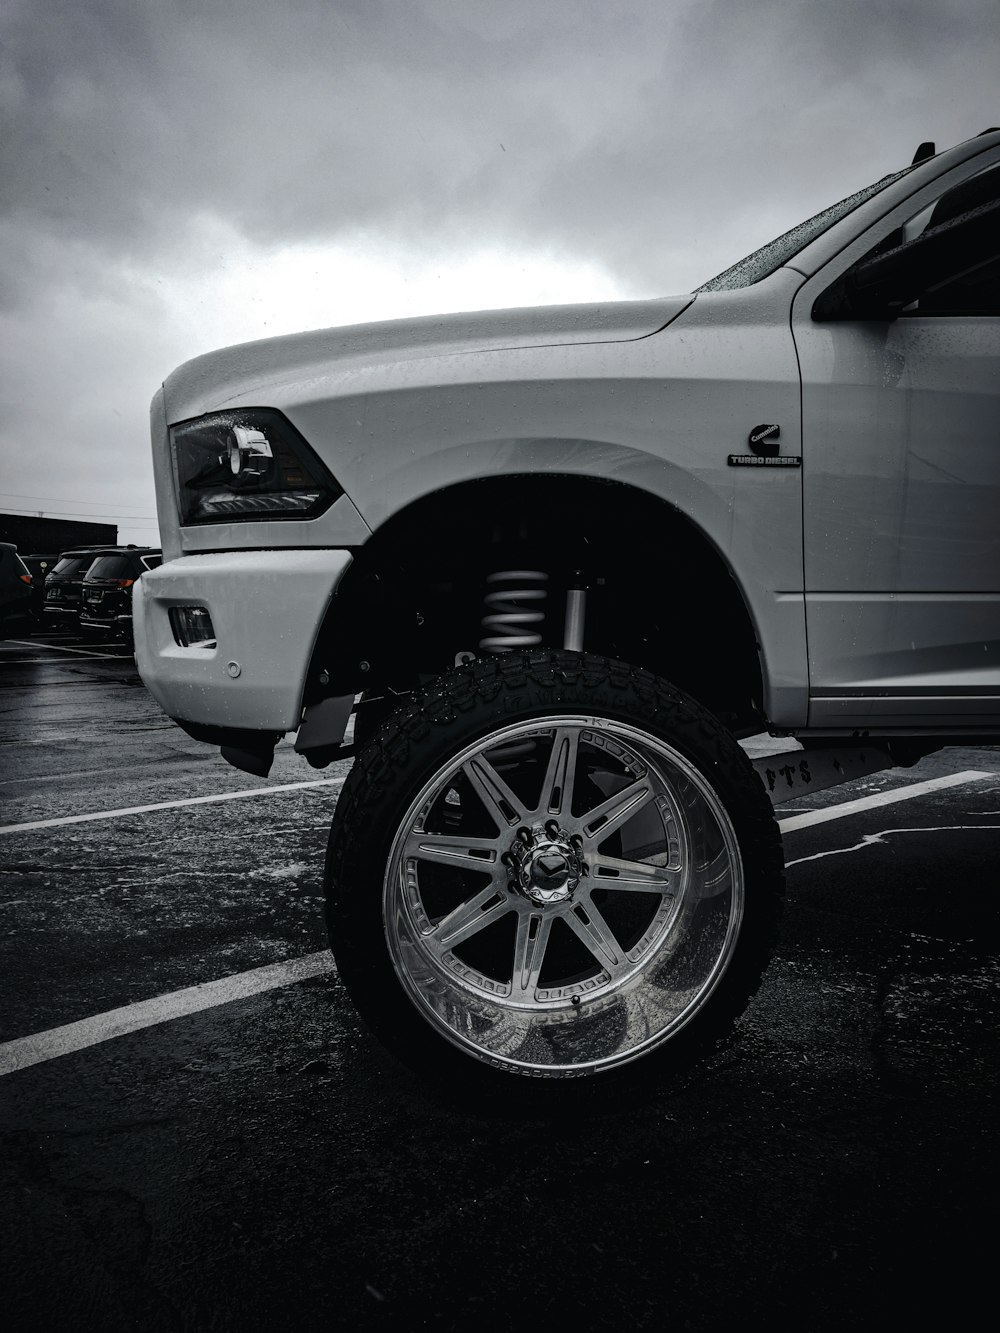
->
xmin=309 ymin=475 xmax=764 ymax=731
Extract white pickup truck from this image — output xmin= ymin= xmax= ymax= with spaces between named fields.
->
xmin=135 ymin=129 xmax=999 ymax=1089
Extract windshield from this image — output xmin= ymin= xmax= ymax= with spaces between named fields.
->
xmin=87 ymin=555 xmax=133 ymax=580
xmin=696 ymin=166 xmax=914 ymax=292
xmin=51 ymin=556 xmax=92 ymax=577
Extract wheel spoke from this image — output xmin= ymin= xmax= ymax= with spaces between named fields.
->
xmin=536 ymin=727 xmax=580 ymax=818
xmin=509 ymin=909 xmax=553 ymax=999
xmin=575 ymin=777 xmax=655 ymax=842
xmin=369 ymin=692 xmax=756 ymax=1077
xmin=431 ymin=884 xmax=513 ymax=948
xmin=463 ymin=755 xmax=527 ymax=829
xmin=564 ymin=894 xmax=626 ymax=974
xmin=589 ymin=852 xmax=678 ymax=892
xmin=405 ymin=831 xmax=501 ymax=872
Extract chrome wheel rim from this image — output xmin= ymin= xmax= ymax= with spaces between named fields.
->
xmin=383 ymin=716 xmax=744 ymax=1076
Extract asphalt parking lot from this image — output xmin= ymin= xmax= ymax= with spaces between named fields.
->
xmin=2 ymin=629 xmax=998 ymax=1331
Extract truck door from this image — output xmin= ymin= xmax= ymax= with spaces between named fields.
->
xmin=790 ymin=155 xmax=1000 ymax=731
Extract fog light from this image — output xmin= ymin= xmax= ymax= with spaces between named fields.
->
xmin=169 ymin=606 xmax=217 ymax=648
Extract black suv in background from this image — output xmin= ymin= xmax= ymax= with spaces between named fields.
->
xmin=0 ymin=543 xmax=34 ymax=636
xmin=43 ymin=548 xmax=117 ymax=625
xmin=21 ymin=555 xmax=58 ymax=619
xmin=79 ymin=547 xmax=162 ymax=642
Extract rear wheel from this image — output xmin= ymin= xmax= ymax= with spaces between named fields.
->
xmin=325 ymin=651 xmax=784 ymax=1089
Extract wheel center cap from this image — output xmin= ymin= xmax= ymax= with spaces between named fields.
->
xmin=509 ymin=826 xmax=582 ymax=905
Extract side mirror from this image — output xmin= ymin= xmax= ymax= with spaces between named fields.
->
xmin=813 ymin=195 xmax=1000 ymax=321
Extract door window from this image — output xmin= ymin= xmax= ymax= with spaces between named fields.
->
xmin=905 ymin=163 xmax=1000 ymax=315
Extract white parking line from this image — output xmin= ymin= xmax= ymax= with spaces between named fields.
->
xmin=0 ymin=953 xmax=337 ymax=1076
xmin=777 ymin=770 xmax=990 ymax=832
xmin=0 ymin=767 xmax=991 ymax=1077
xmin=0 ymin=775 xmax=349 ymax=835
xmin=3 ymin=639 xmax=119 ymax=659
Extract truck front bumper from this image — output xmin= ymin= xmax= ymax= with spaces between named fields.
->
xmin=134 ymin=549 xmax=353 ymax=733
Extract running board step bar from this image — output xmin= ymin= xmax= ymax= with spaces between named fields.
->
xmin=752 ymin=744 xmax=896 ymax=807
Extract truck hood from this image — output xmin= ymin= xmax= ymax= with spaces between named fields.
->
xmin=162 ymin=295 xmax=693 ymax=423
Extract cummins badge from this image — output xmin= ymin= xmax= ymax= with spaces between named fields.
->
xmin=747 ymin=423 xmax=780 ymax=455
xmin=728 ymin=423 xmax=801 ymax=468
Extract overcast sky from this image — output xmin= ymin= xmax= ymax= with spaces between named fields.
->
xmin=2 ymin=0 xmax=997 ymax=545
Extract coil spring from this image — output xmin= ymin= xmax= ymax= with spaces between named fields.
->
xmin=479 ymin=570 xmax=548 ymax=653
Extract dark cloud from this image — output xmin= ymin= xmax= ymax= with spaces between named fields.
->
xmin=1 ymin=0 xmax=997 ymax=532
xmin=4 ymin=0 xmax=996 ymax=294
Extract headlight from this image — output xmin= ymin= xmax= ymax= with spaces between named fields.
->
xmin=170 ymin=408 xmax=343 ymax=525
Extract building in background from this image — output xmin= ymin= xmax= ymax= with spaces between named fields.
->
xmin=0 ymin=514 xmax=118 ymax=555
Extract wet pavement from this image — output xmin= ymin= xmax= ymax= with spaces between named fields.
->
xmin=1 ymin=630 xmax=998 ymax=1330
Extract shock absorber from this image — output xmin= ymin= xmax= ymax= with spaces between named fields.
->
xmin=563 ymin=572 xmax=587 ymax=653
xmin=479 ymin=570 xmax=548 ymax=653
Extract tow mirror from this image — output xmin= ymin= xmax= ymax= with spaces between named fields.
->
xmin=813 ymin=195 xmax=1000 ymax=321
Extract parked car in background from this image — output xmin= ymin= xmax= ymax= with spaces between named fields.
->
xmin=22 ymin=554 xmax=59 ymax=580
xmin=43 ymin=547 xmax=117 ymax=625
xmin=21 ymin=555 xmax=58 ymax=620
xmin=0 ymin=543 xmax=34 ymax=637
xmin=79 ymin=547 xmax=162 ymax=643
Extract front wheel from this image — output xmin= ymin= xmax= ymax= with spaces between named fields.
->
xmin=325 ymin=651 xmax=784 ymax=1088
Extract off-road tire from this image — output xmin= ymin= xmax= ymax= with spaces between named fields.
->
xmin=325 ymin=650 xmax=784 ymax=1095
